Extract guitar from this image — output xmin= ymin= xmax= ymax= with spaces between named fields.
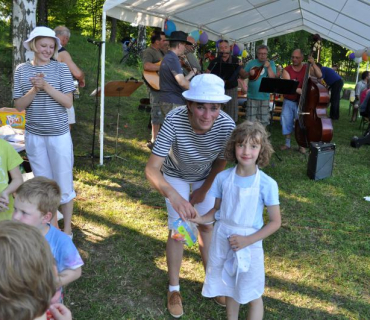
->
xmin=249 ymin=55 xmax=279 ymax=81
xmin=142 ymin=61 xmax=161 ymax=91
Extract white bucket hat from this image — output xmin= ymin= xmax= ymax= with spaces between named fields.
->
xmin=23 ymin=26 xmax=61 ymax=51
xmin=182 ymin=74 xmax=231 ymax=104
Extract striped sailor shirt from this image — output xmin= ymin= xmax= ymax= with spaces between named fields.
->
xmin=13 ymin=61 xmax=75 ymax=136
xmin=152 ymin=106 xmax=235 ymax=182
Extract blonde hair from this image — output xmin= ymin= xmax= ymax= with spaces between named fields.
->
xmin=225 ymin=120 xmax=274 ymax=167
xmin=0 ymin=220 xmax=56 ymax=320
xmin=16 ymin=177 xmax=61 ymax=218
xmin=29 ymin=36 xmax=59 ymax=60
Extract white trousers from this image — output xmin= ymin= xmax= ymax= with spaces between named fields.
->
xmin=163 ymin=174 xmax=215 ymax=227
xmin=25 ymin=131 xmax=76 ymax=204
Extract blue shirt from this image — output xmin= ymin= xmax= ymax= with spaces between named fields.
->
xmin=209 ymin=167 xmax=280 ymax=229
xmin=45 ymin=225 xmax=84 ymax=273
xmin=244 ymin=59 xmax=276 ymax=100
xmin=321 ymin=67 xmax=341 ymax=86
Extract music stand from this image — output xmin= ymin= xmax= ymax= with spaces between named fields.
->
xmin=259 ymin=78 xmax=298 ymax=161
xmin=91 ymin=79 xmax=143 ymax=160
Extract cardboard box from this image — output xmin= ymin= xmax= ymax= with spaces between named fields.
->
xmin=0 ymin=108 xmax=26 ymax=129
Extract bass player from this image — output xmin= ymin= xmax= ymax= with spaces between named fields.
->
xmin=280 ymin=49 xmax=322 ymax=154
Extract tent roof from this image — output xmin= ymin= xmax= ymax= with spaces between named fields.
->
xmin=103 ymin=0 xmax=370 ymax=51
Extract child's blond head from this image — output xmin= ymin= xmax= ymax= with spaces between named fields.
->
xmin=16 ymin=177 xmax=61 ymax=218
xmin=0 ymin=220 xmax=56 ymax=320
xmin=225 ymin=120 xmax=274 ymax=167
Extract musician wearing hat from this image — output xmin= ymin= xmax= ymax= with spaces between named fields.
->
xmin=13 ymin=26 xmax=76 ymax=237
xmin=145 ymin=74 xmax=235 ymax=318
xmin=244 ymin=44 xmax=276 ymax=126
xmin=158 ymin=31 xmax=197 ymax=122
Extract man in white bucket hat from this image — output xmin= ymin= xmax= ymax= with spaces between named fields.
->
xmin=145 ymin=73 xmax=235 ymax=318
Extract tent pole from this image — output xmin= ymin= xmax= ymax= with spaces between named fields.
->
xmin=100 ymin=11 xmax=107 ymax=166
xmin=356 ymin=63 xmax=360 ymax=83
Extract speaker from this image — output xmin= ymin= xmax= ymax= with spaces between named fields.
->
xmin=307 ymin=142 xmax=335 ymax=180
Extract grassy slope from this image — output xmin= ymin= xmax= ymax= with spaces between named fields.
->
xmin=1 ymin=32 xmax=369 ymax=319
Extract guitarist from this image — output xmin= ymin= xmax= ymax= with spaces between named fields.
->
xmin=244 ymin=45 xmax=276 ymax=126
xmin=142 ymin=31 xmax=168 ymax=149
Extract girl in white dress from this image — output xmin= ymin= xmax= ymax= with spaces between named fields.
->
xmin=191 ymin=121 xmax=281 ymax=320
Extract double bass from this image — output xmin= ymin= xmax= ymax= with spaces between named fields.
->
xmin=295 ymin=35 xmax=333 ymax=148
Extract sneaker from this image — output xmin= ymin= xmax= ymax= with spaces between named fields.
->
xmin=167 ymin=291 xmax=183 ymax=318
xmin=298 ymin=146 xmax=306 ymax=154
xmin=214 ymin=296 xmax=226 ymax=307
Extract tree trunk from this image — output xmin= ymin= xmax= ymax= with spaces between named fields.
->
xmin=137 ymin=24 xmax=146 ymax=50
xmin=109 ymin=18 xmax=117 ymax=43
xmin=37 ymin=0 xmax=47 ymax=26
xmin=13 ymin=0 xmax=37 ymax=73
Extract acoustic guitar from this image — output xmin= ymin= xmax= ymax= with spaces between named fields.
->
xmin=249 ymin=55 xmax=279 ymax=81
xmin=142 ymin=61 xmax=161 ymax=91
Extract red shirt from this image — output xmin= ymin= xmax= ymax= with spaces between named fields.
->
xmin=360 ymin=88 xmax=370 ymax=104
xmin=284 ymin=64 xmax=307 ymax=101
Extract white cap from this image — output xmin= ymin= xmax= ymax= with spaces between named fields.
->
xmin=23 ymin=26 xmax=61 ymax=51
xmin=182 ymin=74 xmax=231 ymax=103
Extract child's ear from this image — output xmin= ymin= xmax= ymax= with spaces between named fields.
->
xmin=42 ymin=212 xmax=53 ymax=223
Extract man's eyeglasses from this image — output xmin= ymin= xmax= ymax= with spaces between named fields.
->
xmin=291 ymin=56 xmax=302 ymax=59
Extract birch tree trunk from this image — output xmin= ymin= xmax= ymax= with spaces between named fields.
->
xmin=12 ymin=0 xmax=37 ymax=73
xmin=137 ymin=24 xmax=146 ymax=51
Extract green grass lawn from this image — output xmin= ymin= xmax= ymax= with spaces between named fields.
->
xmin=1 ymin=31 xmax=369 ymax=319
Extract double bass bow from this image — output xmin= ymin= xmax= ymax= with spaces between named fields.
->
xmin=294 ymin=34 xmax=333 ymax=148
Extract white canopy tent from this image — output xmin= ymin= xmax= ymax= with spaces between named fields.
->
xmin=99 ymin=0 xmax=370 ymax=165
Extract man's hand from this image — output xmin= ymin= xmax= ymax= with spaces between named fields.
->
xmin=264 ymin=60 xmax=271 ymax=68
xmin=307 ymin=55 xmax=315 ymax=64
xmin=189 ymin=187 xmax=207 ymax=206
xmin=169 ymin=193 xmax=197 ymax=220
xmin=78 ymin=79 xmax=86 ymax=87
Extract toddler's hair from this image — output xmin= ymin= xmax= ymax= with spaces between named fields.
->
xmin=16 ymin=176 xmax=61 ymax=218
xmin=225 ymin=120 xmax=274 ymax=167
xmin=0 ymin=220 xmax=56 ymax=320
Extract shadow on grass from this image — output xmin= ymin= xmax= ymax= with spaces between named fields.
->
xmin=265 ymin=275 xmax=367 ymax=318
xmin=66 ymin=207 xmax=210 ymax=319
xmin=66 ymin=205 xmax=367 ymax=319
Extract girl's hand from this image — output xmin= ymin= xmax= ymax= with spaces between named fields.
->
xmin=30 ymin=73 xmax=46 ymax=91
xmin=49 ymin=303 xmax=72 ymax=320
xmin=228 ymin=234 xmax=252 ymax=252
xmin=188 ymin=210 xmax=203 ymax=224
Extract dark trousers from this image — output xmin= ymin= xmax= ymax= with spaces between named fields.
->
xmin=329 ymin=79 xmax=344 ymax=120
